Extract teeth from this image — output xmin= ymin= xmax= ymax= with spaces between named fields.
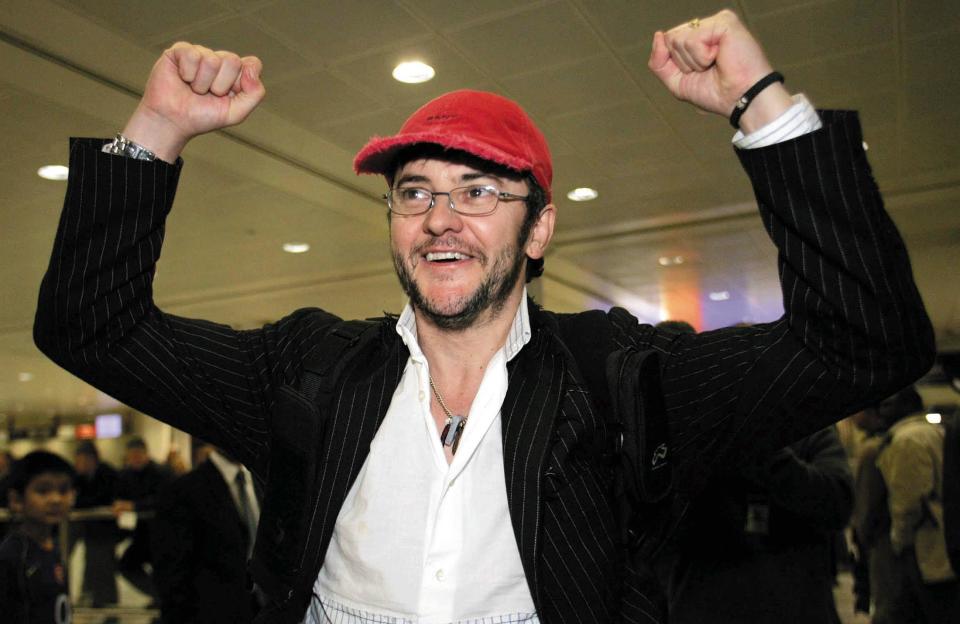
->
xmin=426 ymin=251 xmax=467 ymax=261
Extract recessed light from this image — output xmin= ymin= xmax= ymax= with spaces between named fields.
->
xmin=392 ymin=61 xmax=435 ymax=84
xmin=658 ymin=255 xmax=686 ymax=267
xmin=282 ymin=242 xmax=310 ymax=254
xmin=567 ymin=187 xmax=598 ymax=202
xmin=18 ymin=372 xmax=34 ymax=382
xmin=709 ymin=291 xmax=730 ymax=301
xmin=926 ymin=412 xmax=942 ymax=424
xmin=38 ymin=165 xmax=69 ymax=180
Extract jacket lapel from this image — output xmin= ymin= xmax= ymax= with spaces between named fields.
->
xmin=501 ymin=308 xmax=565 ymax=608
xmin=301 ymin=334 xmax=407 ymax=583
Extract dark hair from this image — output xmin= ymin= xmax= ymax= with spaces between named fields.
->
xmin=877 ymin=385 xmax=924 ymax=426
xmin=7 ymin=450 xmax=75 ymax=494
xmin=76 ymin=440 xmax=99 ymax=459
xmin=125 ymin=436 xmax=147 ymax=451
xmin=388 ymin=144 xmax=548 ymax=283
xmin=656 ymin=320 xmax=696 ymax=335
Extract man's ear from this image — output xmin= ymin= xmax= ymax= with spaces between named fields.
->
xmin=525 ymin=203 xmax=556 ymax=260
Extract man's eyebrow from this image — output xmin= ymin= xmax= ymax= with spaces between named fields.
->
xmin=460 ymin=172 xmax=503 ymax=184
xmin=394 ymin=171 xmax=503 ymax=187
xmin=394 ymin=174 xmax=430 ymax=187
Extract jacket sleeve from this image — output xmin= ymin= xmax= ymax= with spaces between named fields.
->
xmin=610 ymin=111 xmax=935 ymax=496
xmin=737 ymin=426 xmax=853 ymax=531
xmin=32 ymin=139 xmax=342 ymax=474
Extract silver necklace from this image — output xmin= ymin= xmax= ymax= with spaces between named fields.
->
xmin=429 ymin=374 xmax=467 ymax=454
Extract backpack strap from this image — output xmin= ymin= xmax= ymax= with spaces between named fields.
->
xmin=300 ymin=319 xmax=384 ymax=403
xmin=557 ymin=310 xmax=672 ymax=508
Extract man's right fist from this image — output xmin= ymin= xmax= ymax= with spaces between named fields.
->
xmin=121 ymin=42 xmax=265 ymax=163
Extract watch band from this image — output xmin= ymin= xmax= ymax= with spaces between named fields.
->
xmin=102 ymin=134 xmax=156 ymax=161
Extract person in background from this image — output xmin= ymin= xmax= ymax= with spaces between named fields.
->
xmin=654 ymin=320 xmax=696 ymax=334
xmin=112 ymin=436 xmax=172 ymax=605
xmin=152 ymin=447 xmax=262 ymax=623
xmin=0 ymin=450 xmax=76 ymax=624
xmin=850 ymin=404 xmax=895 ymax=621
xmin=0 ymin=449 xmax=17 ymax=537
xmin=163 ymin=447 xmax=189 ymax=477
xmin=72 ymin=441 xmax=119 ymax=608
xmin=876 ymin=387 xmax=959 ymax=622
xmin=661 ymin=425 xmax=853 ymax=623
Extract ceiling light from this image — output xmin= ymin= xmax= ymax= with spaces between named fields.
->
xmin=38 ymin=165 xmax=69 ymax=180
xmin=567 ymin=187 xmax=598 ymax=202
xmin=658 ymin=255 xmax=685 ymax=267
xmin=926 ymin=412 xmax=942 ymax=424
xmin=18 ymin=372 xmax=34 ymax=382
xmin=282 ymin=242 xmax=310 ymax=254
xmin=709 ymin=291 xmax=730 ymax=301
xmin=392 ymin=61 xmax=435 ymax=84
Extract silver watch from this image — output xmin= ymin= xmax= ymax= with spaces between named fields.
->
xmin=102 ymin=134 xmax=156 ymax=161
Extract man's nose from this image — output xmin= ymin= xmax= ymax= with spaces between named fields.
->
xmin=423 ymin=192 xmax=462 ymax=234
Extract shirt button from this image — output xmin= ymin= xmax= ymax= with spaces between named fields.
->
xmin=419 ymin=391 xmax=426 ymax=401
xmin=435 ymin=568 xmax=445 ymax=582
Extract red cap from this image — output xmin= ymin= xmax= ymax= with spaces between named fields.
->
xmin=354 ymin=89 xmax=552 ymax=202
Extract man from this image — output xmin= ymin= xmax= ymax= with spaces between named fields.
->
xmin=33 ymin=10 xmax=933 ymax=624
xmin=152 ymin=448 xmax=262 ymax=624
xmin=112 ymin=437 xmax=172 ymax=605
xmin=660 ymin=426 xmax=853 ymax=623
xmin=876 ymin=388 xmax=959 ymax=622
xmin=72 ymin=441 xmax=119 ymax=608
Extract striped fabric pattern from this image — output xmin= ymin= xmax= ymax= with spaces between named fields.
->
xmin=34 ymin=111 xmax=934 ymax=624
xmin=307 ymin=594 xmax=538 ymax=624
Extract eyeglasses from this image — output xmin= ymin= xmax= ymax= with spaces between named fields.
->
xmin=382 ymin=184 xmax=529 ymax=216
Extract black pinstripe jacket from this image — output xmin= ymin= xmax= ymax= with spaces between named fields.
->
xmin=34 ymin=112 xmax=934 ymax=623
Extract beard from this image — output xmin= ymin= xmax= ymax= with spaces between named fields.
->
xmin=393 ymin=235 xmax=527 ymax=332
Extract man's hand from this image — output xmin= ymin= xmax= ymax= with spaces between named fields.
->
xmin=648 ymin=10 xmax=792 ymax=133
xmin=121 ymin=42 xmax=265 ymax=162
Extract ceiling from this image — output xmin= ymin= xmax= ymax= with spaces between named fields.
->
xmin=1 ymin=0 xmax=958 ymax=425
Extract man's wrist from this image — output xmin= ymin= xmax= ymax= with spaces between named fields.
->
xmin=736 ymin=82 xmax=793 ymax=134
xmin=120 ymin=107 xmax=189 ymax=163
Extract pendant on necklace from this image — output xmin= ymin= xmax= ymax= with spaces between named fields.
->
xmin=440 ymin=415 xmax=466 ymax=454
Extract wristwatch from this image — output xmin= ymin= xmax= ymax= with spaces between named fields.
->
xmin=102 ymin=134 xmax=156 ymax=161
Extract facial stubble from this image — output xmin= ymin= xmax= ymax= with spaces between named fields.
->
xmin=392 ymin=225 xmax=531 ymax=331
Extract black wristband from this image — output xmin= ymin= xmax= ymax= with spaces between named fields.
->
xmin=729 ymin=71 xmax=785 ymax=129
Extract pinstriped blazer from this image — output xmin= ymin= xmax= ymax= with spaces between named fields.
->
xmin=35 ymin=111 xmax=934 ymax=623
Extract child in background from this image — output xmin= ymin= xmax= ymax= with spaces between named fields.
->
xmin=0 ymin=450 xmax=76 ymax=624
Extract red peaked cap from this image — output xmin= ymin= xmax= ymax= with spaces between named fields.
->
xmin=353 ymin=89 xmax=553 ymax=202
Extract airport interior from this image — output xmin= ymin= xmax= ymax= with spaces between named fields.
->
xmin=1 ymin=1 xmax=959 ymax=623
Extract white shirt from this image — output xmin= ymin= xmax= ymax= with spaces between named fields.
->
xmin=310 ymin=293 xmax=536 ymax=624
xmin=306 ymin=101 xmax=823 ymax=623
